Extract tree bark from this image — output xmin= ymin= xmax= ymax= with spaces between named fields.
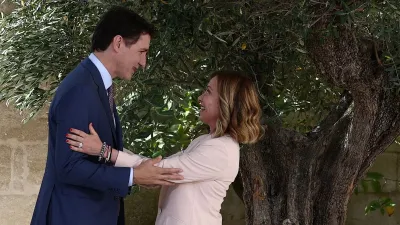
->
xmin=240 ymin=93 xmax=400 ymax=225
xmin=238 ymin=6 xmax=400 ymax=225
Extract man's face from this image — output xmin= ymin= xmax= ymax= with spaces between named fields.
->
xmin=115 ymin=33 xmax=150 ymax=80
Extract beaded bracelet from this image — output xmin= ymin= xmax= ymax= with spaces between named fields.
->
xmin=109 ymin=145 xmax=112 ymax=162
xmin=105 ymin=145 xmax=112 ymax=163
xmin=98 ymin=142 xmax=107 ymax=162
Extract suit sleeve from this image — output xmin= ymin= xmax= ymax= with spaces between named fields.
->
xmin=53 ymin=86 xmax=130 ymax=197
xmin=157 ymin=138 xmax=229 ymax=183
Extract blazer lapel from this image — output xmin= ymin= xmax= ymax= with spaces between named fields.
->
xmin=81 ymin=58 xmax=117 ymax=146
xmin=114 ymin=105 xmax=124 ymax=151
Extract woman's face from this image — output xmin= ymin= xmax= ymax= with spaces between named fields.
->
xmin=198 ymin=76 xmax=220 ymax=133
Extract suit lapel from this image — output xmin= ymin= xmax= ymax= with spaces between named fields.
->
xmin=81 ymin=58 xmax=118 ymax=147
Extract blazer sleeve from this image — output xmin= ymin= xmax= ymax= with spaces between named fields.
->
xmin=54 ymin=86 xmax=130 ymax=197
xmin=156 ymin=138 xmax=229 ymax=183
xmin=114 ymin=147 xmax=183 ymax=168
xmin=114 ymin=150 xmax=149 ymax=168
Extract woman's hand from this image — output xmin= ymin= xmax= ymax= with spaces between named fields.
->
xmin=67 ymin=123 xmax=103 ymax=156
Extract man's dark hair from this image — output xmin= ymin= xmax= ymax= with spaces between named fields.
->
xmin=91 ymin=6 xmax=155 ymax=52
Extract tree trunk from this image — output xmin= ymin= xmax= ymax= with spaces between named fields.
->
xmin=238 ymin=5 xmax=400 ymax=225
xmin=240 ymin=93 xmax=400 ymax=225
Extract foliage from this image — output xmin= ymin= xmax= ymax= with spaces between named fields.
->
xmin=118 ymin=84 xmax=207 ymax=157
xmin=0 ymin=0 xmax=103 ymax=119
xmin=354 ymin=172 xmax=397 ymax=217
xmin=1 ymin=0 xmax=285 ymax=160
xmin=365 ymin=198 xmax=396 ymax=217
xmin=0 ymin=0 xmax=210 ymax=156
xmin=0 ymin=0 xmax=343 ymax=129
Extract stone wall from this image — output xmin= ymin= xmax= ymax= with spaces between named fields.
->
xmin=346 ymin=143 xmax=400 ymax=225
xmin=0 ymin=103 xmax=48 ymax=225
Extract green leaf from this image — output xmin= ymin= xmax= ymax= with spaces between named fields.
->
xmin=151 ymin=150 xmax=163 ymax=158
xmin=361 ymin=179 xmax=369 ymax=192
xmin=354 ymin=186 xmax=359 ymax=195
xmin=380 ymin=197 xmax=392 ymax=206
xmin=136 ymin=131 xmax=153 ymax=139
xmin=371 ymin=180 xmax=382 ymax=193
xmin=365 ymin=199 xmax=381 ymax=215
xmin=366 ymin=172 xmax=384 ymax=180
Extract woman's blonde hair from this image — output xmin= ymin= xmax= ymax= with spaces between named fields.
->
xmin=212 ymin=71 xmax=264 ymax=144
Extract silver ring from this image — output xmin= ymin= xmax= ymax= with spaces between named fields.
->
xmin=78 ymin=142 xmax=83 ymax=148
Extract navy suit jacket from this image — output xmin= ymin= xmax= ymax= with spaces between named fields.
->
xmin=30 ymin=58 xmax=131 ymax=225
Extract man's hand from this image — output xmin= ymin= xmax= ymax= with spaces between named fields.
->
xmin=133 ymin=156 xmax=183 ymax=186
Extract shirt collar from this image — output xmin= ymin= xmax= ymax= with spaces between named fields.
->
xmin=88 ymin=53 xmax=112 ymax=90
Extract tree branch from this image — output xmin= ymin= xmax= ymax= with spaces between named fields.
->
xmin=305 ymin=12 xmax=400 ymax=197
xmin=307 ymin=90 xmax=353 ymax=139
xmin=307 ymin=20 xmax=384 ymax=102
xmin=356 ymin=91 xmax=400 ymax=181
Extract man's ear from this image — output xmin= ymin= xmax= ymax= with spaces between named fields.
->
xmin=112 ymin=35 xmax=123 ymax=52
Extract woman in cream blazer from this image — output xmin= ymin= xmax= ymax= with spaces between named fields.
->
xmin=116 ymin=134 xmax=239 ymax=225
xmin=67 ymin=71 xmax=263 ymax=225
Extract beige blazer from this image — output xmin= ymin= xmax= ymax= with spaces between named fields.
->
xmin=115 ymin=134 xmax=240 ymax=225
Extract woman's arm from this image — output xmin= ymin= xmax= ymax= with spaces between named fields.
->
xmin=156 ymin=138 xmax=232 ymax=183
xmin=70 ymin=143 xmax=149 ymax=168
xmin=111 ymin=138 xmax=232 ymax=183
xmin=67 ymin=124 xmax=149 ymax=167
xmin=114 ymin=150 xmax=148 ymax=168
xmin=66 ymin=125 xmax=234 ymax=184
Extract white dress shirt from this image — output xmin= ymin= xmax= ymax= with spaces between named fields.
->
xmin=88 ymin=53 xmax=134 ymax=187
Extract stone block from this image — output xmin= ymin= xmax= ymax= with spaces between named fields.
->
xmin=367 ymin=153 xmax=398 ymax=192
xmin=0 ymin=104 xmax=23 ymax=139
xmin=386 ymin=142 xmax=400 ymax=153
xmin=12 ymin=147 xmax=26 ymax=192
xmin=382 ymin=180 xmax=398 ymax=193
xmin=369 ymin=153 xmax=398 ymax=180
xmin=397 ymin=155 xmax=400 ymax=191
xmin=26 ymin=144 xmax=47 ymax=186
xmin=0 ymin=195 xmax=37 ymax=225
xmin=6 ymin=118 xmax=49 ymax=142
xmin=0 ymin=145 xmax=11 ymax=192
xmin=0 ymin=103 xmax=49 ymax=141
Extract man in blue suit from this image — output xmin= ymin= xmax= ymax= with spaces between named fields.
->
xmin=30 ymin=6 xmax=183 ymax=225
